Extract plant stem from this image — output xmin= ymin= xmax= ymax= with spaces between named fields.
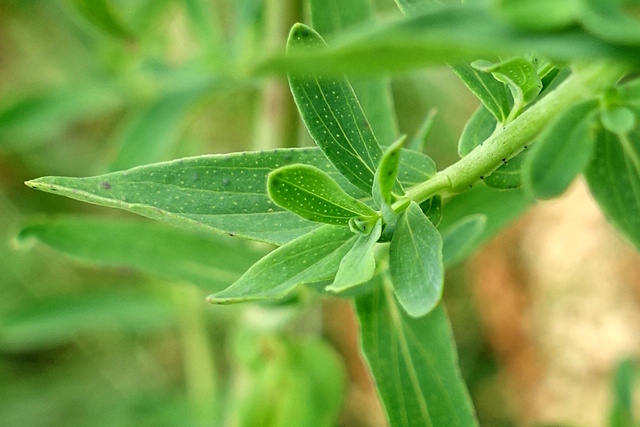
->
xmin=400 ymin=62 xmax=629 ymax=206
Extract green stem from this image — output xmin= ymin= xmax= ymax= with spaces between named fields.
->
xmin=400 ymin=62 xmax=628 ymax=207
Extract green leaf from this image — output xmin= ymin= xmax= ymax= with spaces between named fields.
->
xmin=0 ymin=288 xmax=174 ymax=352
xmin=26 ymin=148 xmax=430 ymax=246
xmin=408 ymin=108 xmax=437 ymax=152
xmin=373 ymin=136 xmax=406 ymax=210
xmin=579 ymin=0 xmax=640 ymax=45
xmin=68 ymin=0 xmax=135 ymax=40
xmin=327 ymin=220 xmax=382 ymax=292
xmin=17 ymin=217 xmax=267 ymax=291
xmin=609 ymin=358 xmax=638 ymax=427
xmin=258 ymin=5 xmax=640 ymax=78
xmin=287 ymin=23 xmax=384 ymax=193
xmin=438 ymin=185 xmax=532 ymax=253
xmin=524 ymin=101 xmax=599 ymax=199
xmin=484 ymin=150 xmax=526 ymax=190
xmin=585 ymin=128 xmax=640 ymax=251
xmin=495 ymin=0 xmax=576 ymax=31
xmin=309 ymin=0 xmax=399 ymax=145
xmin=268 ymin=164 xmax=378 ymax=226
xmin=208 ymin=225 xmax=356 ymax=304
xmin=420 ymin=195 xmax=443 ymax=227
xmin=601 ymin=106 xmax=637 ymax=135
xmin=472 ymin=57 xmax=542 ymax=114
xmin=458 ymin=105 xmax=498 ymax=158
xmin=452 ymin=63 xmax=511 ymax=123
xmin=442 ymin=214 xmax=487 ymax=267
xmin=356 ymin=281 xmax=478 ymax=427
xmin=389 ymin=202 xmax=444 ymax=317
xmin=26 ymin=148 xmax=357 ymax=245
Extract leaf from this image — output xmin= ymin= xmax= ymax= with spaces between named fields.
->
xmin=458 ymin=104 xmax=497 ymax=158
xmin=579 ymin=0 xmax=640 ymax=45
xmin=472 ymin=57 xmax=542 ymax=113
xmin=438 ymin=185 xmax=532 ymax=253
xmin=609 ymin=358 xmax=638 ymax=427
xmin=268 ymin=164 xmax=378 ymax=226
xmin=524 ymin=101 xmax=599 ymax=199
xmin=389 ymin=202 xmax=444 ymax=317
xmin=309 ymin=0 xmax=399 ymax=145
xmin=327 ymin=220 xmax=382 ymax=292
xmin=585 ymin=128 xmax=640 ymax=251
xmin=408 ymin=108 xmax=437 ymax=152
xmin=452 ymin=63 xmax=511 ymax=123
xmin=601 ymin=106 xmax=637 ymax=135
xmin=397 ymin=149 xmax=437 ymax=186
xmin=373 ymin=136 xmax=406 ymax=210
xmin=68 ymin=0 xmax=135 ymax=40
xmin=16 ymin=217 xmax=267 ymax=291
xmin=484 ymin=150 xmax=526 ymax=190
xmin=287 ymin=23 xmax=384 ymax=193
xmin=0 ymin=288 xmax=174 ymax=352
xmin=356 ymin=280 xmax=478 ymax=427
xmin=257 ymin=5 xmax=640 ymax=78
xmin=26 ymin=148 xmax=430 ymax=246
xmin=26 ymin=148 xmax=355 ymax=245
xmin=208 ymin=225 xmax=356 ymax=304
xmin=419 ymin=195 xmax=443 ymax=227
xmin=441 ymin=214 xmax=487 ymax=267
xmin=495 ymin=0 xmax=576 ymax=31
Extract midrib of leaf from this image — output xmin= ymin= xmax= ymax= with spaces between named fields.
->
xmin=383 ymin=282 xmax=433 ymax=426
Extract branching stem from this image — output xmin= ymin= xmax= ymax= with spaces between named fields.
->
xmin=395 ymin=62 xmax=629 ymax=209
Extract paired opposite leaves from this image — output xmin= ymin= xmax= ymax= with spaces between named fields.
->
xmin=208 ymin=225 xmax=356 ymax=304
xmin=389 ymin=202 xmax=444 ymax=318
xmin=287 ymin=24 xmax=384 ymax=193
xmin=356 ymin=281 xmax=478 ymax=427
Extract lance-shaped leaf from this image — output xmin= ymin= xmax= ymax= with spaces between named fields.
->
xmin=25 ymin=148 xmax=361 ymax=246
xmin=452 ymin=63 xmax=511 ymax=123
xmin=458 ymin=105 xmax=497 ymax=158
xmin=287 ymin=23 xmax=384 ymax=193
xmin=17 ymin=217 xmax=267 ymax=291
xmin=327 ymin=220 xmax=382 ymax=293
xmin=472 ymin=58 xmax=542 ymax=115
xmin=441 ymin=214 xmax=487 ymax=267
xmin=389 ymin=202 xmax=444 ymax=317
xmin=208 ymin=225 xmax=356 ymax=304
xmin=585 ymin=128 xmax=640 ymax=251
xmin=26 ymin=148 xmax=432 ymax=246
xmin=268 ymin=164 xmax=378 ymax=226
xmin=524 ymin=101 xmax=599 ymax=199
xmin=356 ymin=280 xmax=478 ymax=427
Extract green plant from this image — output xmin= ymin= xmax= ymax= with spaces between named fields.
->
xmin=5 ymin=0 xmax=640 ymax=425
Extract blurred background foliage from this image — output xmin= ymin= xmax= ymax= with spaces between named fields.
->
xmin=0 ymin=0 xmax=638 ymax=426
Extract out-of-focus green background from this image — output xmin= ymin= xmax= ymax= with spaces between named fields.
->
xmin=1 ymin=1 xmax=638 ymax=426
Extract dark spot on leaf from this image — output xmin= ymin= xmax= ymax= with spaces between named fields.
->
xmin=228 ymin=232 xmax=236 ymax=237
xmin=387 ymin=171 xmax=393 ymax=176
xmin=480 ymin=176 xmax=484 ymax=180
xmin=101 ymin=182 xmax=111 ymax=190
